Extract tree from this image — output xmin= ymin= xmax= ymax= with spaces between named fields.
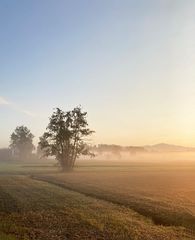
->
xmin=39 ymin=107 xmax=94 ymax=171
xmin=10 ymin=126 xmax=34 ymax=160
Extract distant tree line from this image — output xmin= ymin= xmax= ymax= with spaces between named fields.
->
xmin=91 ymin=144 xmax=146 ymax=155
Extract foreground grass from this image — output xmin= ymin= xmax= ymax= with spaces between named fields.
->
xmin=33 ymin=174 xmax=195 ymax=232
xmin=0 ymin=233 xmax=16 ymax=240
xmin=0 ymin=175 xmax=193 ymax=240
xmin=33 ymin=160 xmax=195 ymax=233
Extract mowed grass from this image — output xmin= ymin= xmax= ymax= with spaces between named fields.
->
xmin=0 ymin=158 xmax=195 ymax=239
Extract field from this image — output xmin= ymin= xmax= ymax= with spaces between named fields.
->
xmin=0 ymin=156 xmax=195 ymax=239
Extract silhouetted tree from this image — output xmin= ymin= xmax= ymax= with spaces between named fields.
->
xmin=39 ymin=107 xmax=94 ymax=171
xmin=10 ymin=126 xmax=34 ymax=160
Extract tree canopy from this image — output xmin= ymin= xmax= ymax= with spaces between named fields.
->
xmin=39 ymin=107 xmax=94 ymax=170
xmin=10 ymin=126 xmax=34 ymax=160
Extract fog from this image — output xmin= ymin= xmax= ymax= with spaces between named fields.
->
xmin=91 ymin=151 xmax=195 ymax=163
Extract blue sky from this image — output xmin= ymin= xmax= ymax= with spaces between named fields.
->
xmin=1 ymin=0 xmax=195 ymax=147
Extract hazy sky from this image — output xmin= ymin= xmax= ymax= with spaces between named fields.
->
xmin=1 ymin=0 xmax=195 ymax=147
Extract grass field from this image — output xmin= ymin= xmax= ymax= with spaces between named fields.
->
xmin=0 ymin=158 xmax=195 ymax=239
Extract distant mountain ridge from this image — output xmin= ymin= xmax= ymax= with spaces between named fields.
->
xmin=144 ymin=143 xmax=195 ymax=152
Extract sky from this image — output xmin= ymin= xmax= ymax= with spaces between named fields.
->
xmin=1 ymin=0 xmax=195 ymax=148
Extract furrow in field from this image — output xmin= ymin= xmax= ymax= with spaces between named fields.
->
xmin=31 ymin=175 xmax=195 ymax=233
xmin=0 ymin=175 xmax=194 ymax=240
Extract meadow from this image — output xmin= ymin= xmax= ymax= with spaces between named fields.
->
xmin=0 ymin=155 xmax=195 ymax=239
